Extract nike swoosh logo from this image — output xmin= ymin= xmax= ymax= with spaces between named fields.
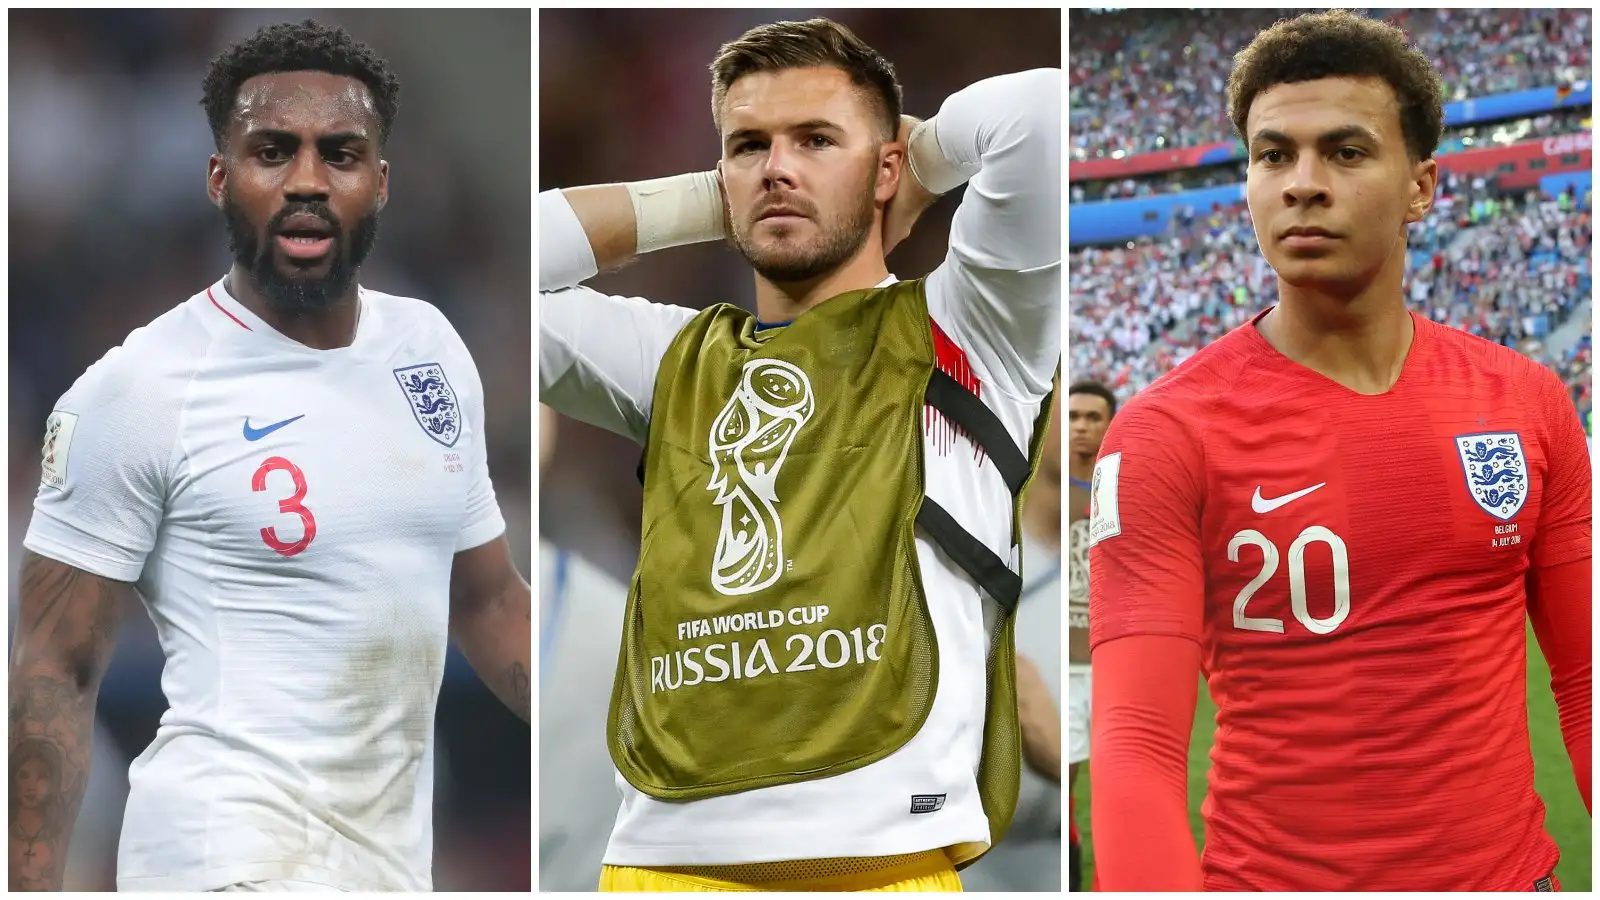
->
xmin=1251 ymin=482 xmax=1327 ymax=514
xmin=243 ymin=415 xmax=305 ymax=441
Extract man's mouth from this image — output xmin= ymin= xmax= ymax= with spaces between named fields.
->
xmin=1279 ymin=225 xmax=1339 ymax=249
xmin=276 ymin=234 xmax=334 ymax=260
xmin=757 ymin=204 xmax=807 ymax=224
xmin=275 ymin=213 xmax=336 ymax=261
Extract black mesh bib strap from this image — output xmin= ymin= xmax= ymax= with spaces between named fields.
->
xmin=919 ymin=367 xmax=1034 ymax=614
xmin=923 ymin=368 xmax=1031 ymax=495
xmin=916 ymin=499 xmax=1022 ymax=614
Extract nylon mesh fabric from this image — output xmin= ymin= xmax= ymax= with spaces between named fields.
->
xmin=610 ymin=281 xmax=941 ymax=800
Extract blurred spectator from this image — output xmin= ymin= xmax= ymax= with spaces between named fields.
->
xmin=538 ymin=406 xmax=631 ymax=892
xmin=962 ymin=394 xmax=1064 ymax=893
xmin=1071 ymin=109 xmax=1592 ymax=202
xmin=1069 ymin=8 xmax=1591 ymax=160
xmin=1071 ymin=184 xmax=1592 ymax=428
xmin=9 ymin=10 xmax=530 ymax=891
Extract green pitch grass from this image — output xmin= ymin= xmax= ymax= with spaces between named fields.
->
xmin=1071 ymin=626 xmax=1591 ymax=890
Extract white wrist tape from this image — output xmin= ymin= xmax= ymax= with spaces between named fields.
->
xmin=907 ymin=117 xmax=968 ymax=196
xmin=625 ymin=171 xmax=726 ymax=255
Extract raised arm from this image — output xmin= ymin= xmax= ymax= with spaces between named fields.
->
xmin=539 ymin=173 xmax=725 ymax=292
xmin=9 ymin=551 xmax=128 ymax=891
xmin=1525 ymin=368 xmax=1592 ymax=812
xmin=559 ymin=185 xmax=638 ymax=275
xmin=921 ymin=68 xmax=1062 ymax=399
xmin=538 ymin=189 xmax=702 ymax=445
xmin=1086 ymin=399 xmax=1208 ymax=890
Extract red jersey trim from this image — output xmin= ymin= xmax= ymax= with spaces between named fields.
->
xmin=207 ymin=287 xmax=252 ymax=331
xmin=926 ymin=318 xmax=988 ymax=465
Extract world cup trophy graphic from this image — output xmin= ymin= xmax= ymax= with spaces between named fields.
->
xmin=706 ymin=359 xmax=816 ymax=595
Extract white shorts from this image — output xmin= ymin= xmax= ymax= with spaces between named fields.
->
xmin=1067 ymin=668 xmax=1090 ymax=766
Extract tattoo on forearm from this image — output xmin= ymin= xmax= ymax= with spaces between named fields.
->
xmin=507 ymin=661 xmax=531 ymax=720
xmin=9 ymin=731 xmax=78 ymax=891
xmin=9 ymin=552 xmax=124 ymax=891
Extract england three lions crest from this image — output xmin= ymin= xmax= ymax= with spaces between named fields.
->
xmin=1455 ymin=431 xmax=1527 ymax=521
xmin=394 ymin=362 xmax=461 ymax=448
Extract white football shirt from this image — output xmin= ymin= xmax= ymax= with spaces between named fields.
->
xmin=539 ymin=68 xmax=1061 ymax=867
xmin=537 ymin=540 xmax=630 ymax=891
xmin=25 ymin=278 xmax=505 ymax=891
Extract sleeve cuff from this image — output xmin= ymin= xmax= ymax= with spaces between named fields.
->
xmin=23 ymin=524 xmax=145 ymax=584
xmin=908 ymin=117 xmax=972 ymax=196
xmin=455 ymin=510 xmax=508 ymax=555
xmin=539 ymin=189 xmax=600 ymax=291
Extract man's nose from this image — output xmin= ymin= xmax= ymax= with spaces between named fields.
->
xmin=284 ymin=147 xmax=331 ymax=200
xmin=762 ymin=140 xmax=798 ymax=190
xmin=1282 ymin=156 xmax=1330 ymax=207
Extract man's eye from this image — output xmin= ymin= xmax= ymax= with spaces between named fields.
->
xmin=1258 ymin=149 xmax=1285 ymax=164
xmin=806 ymin=134 xmax=833 ymax=148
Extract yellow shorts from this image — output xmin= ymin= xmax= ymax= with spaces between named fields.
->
xmin=599 ymin=850 xmax=963 ymax=892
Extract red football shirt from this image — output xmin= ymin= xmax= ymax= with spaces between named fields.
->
xmin=1087 ymin=310 xmax=1591 ymax=891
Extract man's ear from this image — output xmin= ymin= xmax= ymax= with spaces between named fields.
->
xmin=377 ymin=158 xmax=390 ymax=211
xmin=206 ymin=154 xmax=226 ymax=209
xmin=877 ymin=137 xmax=904 ymax=205
xmin=1406 ymin=157 xmax=1438 ymax=225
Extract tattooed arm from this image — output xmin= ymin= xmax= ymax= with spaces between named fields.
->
xmin=9 ymin=550 xmax=128 ymax=891
xmin=450 ymin=535 xmax=531 ymax=722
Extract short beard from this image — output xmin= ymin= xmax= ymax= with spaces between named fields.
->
xmin=222 ymin=192 xmax=380 ymax=316
xmin=730 ymin=162 xmax=877 ymax=284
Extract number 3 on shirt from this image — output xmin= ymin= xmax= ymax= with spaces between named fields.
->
xmin=1229 ymin=526 xmax=1350 ymax=635
xmin=252 ymin=456 xmax=317 ymax=557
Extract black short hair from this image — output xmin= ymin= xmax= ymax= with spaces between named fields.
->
xmin=1227 ymin=10 xmax=1444 ymax=162
xmin=201 ymin=19 xmax=400 ymax=152
xmin=1068 ymin=380 xmax=1118 ymax=418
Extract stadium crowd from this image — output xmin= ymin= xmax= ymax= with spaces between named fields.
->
xmin=1072 ymin=109 xmax=1592 ymax=203
xmin=1071 ymin=173 xmax=1593 ymax=427
xmin=1070 ymin=7 xmax=1591 ymax=161
xmin=1072 ymin=163 xmax=1246 ymax=203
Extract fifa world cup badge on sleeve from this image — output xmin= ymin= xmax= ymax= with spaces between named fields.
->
xmin=1453 ymin=432 xmax=1528 ymax=521
xmin=393 ymin=363 xmax=461 ymax=448
xmin=1089 ymin=452 xmax=1123 ymax=545
xmin=39 ymin=410 xmax=80 ymax=490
